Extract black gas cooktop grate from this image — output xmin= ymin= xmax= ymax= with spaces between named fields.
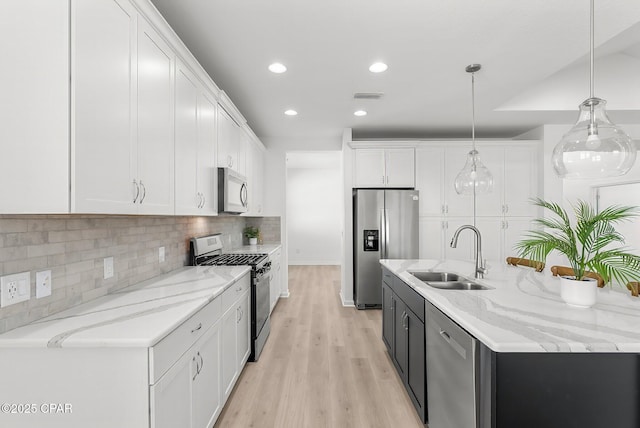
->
xmin=198 ymin=253 xmax=267 ymax=266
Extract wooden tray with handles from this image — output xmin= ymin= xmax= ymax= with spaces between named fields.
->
xmin=506 ymin=257 xmax=545 ymax=272
xmin=550 ymin=265 xmax=605 ymax=288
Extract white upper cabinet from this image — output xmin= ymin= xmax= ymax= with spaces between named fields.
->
xmin=135 ymin=18 xmax=175 ymax=215
xmin=197 ymin=91 xmax=218 ymax=215
xmin=174 ymin=61 xmax=200 ymax=215
xmin=175 ymin=60 xmax=217 ymax=215
xmin=476 ymin=144 xmax=539 ymax=217
xmin=72 ymin=0 xmax=175 ymax=214
xmin=72 ymin=0 xmax=137 ymax=214
xmin=244 ymin=134 xmax=265 ymax=215
xmin=217 ymin=107 xmax=241 ymax=172
xmin=353 ymin=148 xmax=415 ymax=188
xmin=416 ymin=147 xmax=445 ymax=216
xmin=0 ymin=0 xmax=69 ymax=213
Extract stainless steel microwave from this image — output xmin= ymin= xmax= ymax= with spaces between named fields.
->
xmin=218 ymin=168 xmax=248 ymax=214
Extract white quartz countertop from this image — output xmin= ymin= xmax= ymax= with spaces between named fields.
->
xmin=381 ymin=259 xmax=640 ymax=353
xmin=229 ymin=244 xmax=281 ymax=257
xmin=0 ymin=265 xmax=250 ymax=348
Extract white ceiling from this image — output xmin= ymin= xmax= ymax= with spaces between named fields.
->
xmin=150 ymin=0 xmax=640 ymax=144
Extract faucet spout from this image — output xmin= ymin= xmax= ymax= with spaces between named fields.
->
xmin=449 ymin=225 xmax=488 ymax=279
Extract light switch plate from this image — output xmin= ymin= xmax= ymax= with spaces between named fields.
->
xmin=1 ymin=271 xmax=31 ymax=307
xmin=36 ymin=270 xmax=52 ymax=299
xmin=159 ymin=247 xmax=165 ymax=263
xmin=104 ymin=257 xmax=114 ymax=279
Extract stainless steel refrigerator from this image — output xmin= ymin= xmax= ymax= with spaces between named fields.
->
xmin=353 ymin=189 xmax=419 ymax=309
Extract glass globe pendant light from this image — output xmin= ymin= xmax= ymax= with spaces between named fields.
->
xmin=454 ymin=64 xmax=493 ymax=195
xmin=551 ymin=0 xmax=636 ymax=179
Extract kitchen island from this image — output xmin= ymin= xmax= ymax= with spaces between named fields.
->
xmin=381 ymin=259 xmax=640 ymax=428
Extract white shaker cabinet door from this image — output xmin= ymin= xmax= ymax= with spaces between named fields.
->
xmin=237 ymin=290 xmax=251 ymax=367
xmin=353 ymin=149 xmax=386 ymax=188
xmin=415 ymin=147 xmax=445 ymax=216
xmin=1 ymin=0 xmax=69 ymax=213
xmin=419 ymin=218 xmax=445 ymax=260
xmin=197 ymin=91 xmax=218 ymax=215
xmin=385 ymin=148 xmax=415 ymax=188
xmin=174 ymin=61 xmax=200 ymax=215
xmin=192 ymin=323 xmax=222 ymax=428
xmin=221 ymin=303 xmax=238 ymax=401
xmin=217 ymin=107 xmax=239 ymax=171
xmin=474 ymin=145 xmax=504 ymax=217
xmin=72 ymin=0 xmax=137 ymax=214
xmin=151 ymin=347 xmax=192 ymax=428
xmin=136 ymin=19 xmax=175 ymax=215
xmin=504 ymin=145 xmax=539 ymax=217
xmin=443 ymin=147 xmax=474 ymax=217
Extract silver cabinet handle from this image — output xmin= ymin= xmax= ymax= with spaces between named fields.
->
xmin=198 ymin=352 xmax=203 ymax=374
xmin=445 ymin=204 xmax=449 ymax=214
xmin=191 ymin=323 xmax=202 ymax=333
xmin=192 ymin=355 xmax=198 ymax=380
xmin=196 ymin=192 xmax=202 ymax=208
xmin=201 ymin=194 xmax=206 ymax=209
xmin=139 ymin=180 xmax=146 ymax=203
xmin=132 ymin=180 xmax=140 ymax=203
xmin=505 ymin=220 xmax=509 ymax=229
xmin=505 ymin=204 xmax=509 ymax=213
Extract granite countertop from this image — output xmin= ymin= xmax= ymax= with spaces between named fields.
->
xmin=0 ymin=265 xmax=250 ymax=349
xmin=381 ymin=259 xmax=640 ymax=353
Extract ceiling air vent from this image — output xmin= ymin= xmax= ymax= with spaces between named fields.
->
xmin=353 ymin=92 xmax=384 ymax=100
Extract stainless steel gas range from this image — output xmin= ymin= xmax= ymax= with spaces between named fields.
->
xmin=189 ymin=234 xmax=271 ymax=361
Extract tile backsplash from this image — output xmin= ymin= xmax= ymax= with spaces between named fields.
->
xmin=0 ymin=215 xmax=281 ymax=334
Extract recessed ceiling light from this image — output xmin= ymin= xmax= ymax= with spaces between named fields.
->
xmin=268 ymin=62 xmax=287 ymax=73
xmin=284 ymin=109 xmax=298 ymax=116
xmin=354 ymin=110 xmax=367 ymax=117
xmin=369 ymin=62 xmax=388 ymax=73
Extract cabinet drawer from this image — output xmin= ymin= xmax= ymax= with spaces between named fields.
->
xmin=382 ymin=268 xmax=394 ymax=287
xmin=393 ymin=276 xmax=425 ymax=322
xmin=150 ymin=297 xmax=222 ymax=384
xmin=221 ymin=273 xmax=251 ymax=312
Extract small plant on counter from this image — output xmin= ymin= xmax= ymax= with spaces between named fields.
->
xmin=243 ymin=226 xmax=260 ymax=239
xmin=516 ymin=198 xmax=640 ymax=285
xmin=244 ymin=226 xmax=260 ymax=245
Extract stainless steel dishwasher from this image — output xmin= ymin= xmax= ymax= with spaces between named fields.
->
xmin=426 ymin=302 xmax=478 ymax=428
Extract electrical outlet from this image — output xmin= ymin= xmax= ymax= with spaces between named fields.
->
xmin=1 ymin=272 xmax=31 ymax=308
xmin=104 ymin=257 xmax=114 ymax=279
xmin=159 ymin=246 xmax=165 ymax=263
xmin=36 ymin=270 xmax=52 ymax=299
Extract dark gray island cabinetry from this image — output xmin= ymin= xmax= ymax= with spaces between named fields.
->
xmin=381 ymin=268 xmax=427 ymax=423
xmin=381 ymin=260 xmax=640 ymax=428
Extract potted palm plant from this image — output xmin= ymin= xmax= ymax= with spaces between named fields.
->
xmin=516 ymin=198 xmax=640 ymax=308
xmin=244 ymin=226 xmax=260 ymax=246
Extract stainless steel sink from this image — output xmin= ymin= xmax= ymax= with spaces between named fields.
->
xmin=425 ymin=281 xmax=491 ymax=290
xmin=408 ymin=271 xmax=491 ymax=290
xmin=409 ymin=271 xmax=460 ymax=282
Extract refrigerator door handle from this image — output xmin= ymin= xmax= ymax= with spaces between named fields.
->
xmin=384 ymin=208 xmax=390 ymax=259
xmin=379 ymin=209 xmax=386 ymax=259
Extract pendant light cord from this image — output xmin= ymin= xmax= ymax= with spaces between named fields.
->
xmin=471 ymin=71 xmax=476 ymax=151
xmin=590 ymin=0 xmax=594 ymax=99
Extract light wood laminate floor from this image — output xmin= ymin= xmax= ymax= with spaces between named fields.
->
xmin=215 ymin=265 xmax=424 ymax=428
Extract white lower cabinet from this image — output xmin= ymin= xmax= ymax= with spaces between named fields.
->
xmin=270 ymin=248 xmax=282 ymax=312
xmin=221 ymin=284 xmax=251 ymax=401
xmin=0 ymin=273 xmax=251 ymax=428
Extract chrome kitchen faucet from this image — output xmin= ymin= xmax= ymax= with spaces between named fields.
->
xmin=450 ymin=225 xmax=488 ymax=279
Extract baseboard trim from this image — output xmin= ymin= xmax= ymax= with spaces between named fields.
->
xmin=340 ymin=290 xmax=355 ymax=307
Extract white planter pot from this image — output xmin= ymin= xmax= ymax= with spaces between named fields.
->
xmin=248 ymin=237 xmax=257 ymax=245
xmin=560 ymin=276 xmax=598 ymax=308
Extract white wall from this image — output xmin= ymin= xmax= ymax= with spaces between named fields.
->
xmin=286 ymin=154 xmax=342 ymax=265
xmin=263 ymin=136 xmax=343 ymax=298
